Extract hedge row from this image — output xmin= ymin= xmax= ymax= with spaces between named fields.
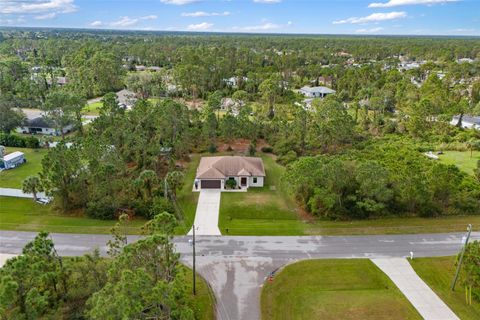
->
xmin=0 ymin=133 xmax=40 ymax=149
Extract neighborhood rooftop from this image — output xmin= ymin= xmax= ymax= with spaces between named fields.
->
xmin=300 ymin=86 xmax=336 ymax=94
xmin=196 ymin=156 xmax=265 ymax=179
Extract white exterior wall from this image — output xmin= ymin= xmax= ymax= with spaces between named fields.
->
xmin=248 ymin=176 xmax=264 ymax=187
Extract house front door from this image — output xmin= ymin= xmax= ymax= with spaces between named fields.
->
xmin=241 ymin=177 xmax=247 ymax=187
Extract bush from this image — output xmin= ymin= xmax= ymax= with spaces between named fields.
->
xmin=261 ymin=146 xmax=273 ymax=153
xmin=0 ymin=133 xmax=40 ymax=148
xmin=149 ymin=197 xmax=175 ymax=219
xmin=277 ymin=150 xmax=297 ymax=165
xmin=208 ymin=143 xmax=217 ymax=153
xmin=225 ymin=179 xmax=237 ymax=189
xmin=86 ymin=197 xmax=117 ymax=220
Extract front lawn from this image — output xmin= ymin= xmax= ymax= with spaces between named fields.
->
xmin=438 ymin=151 xmax=480 ymax=175
xmin=219 ymin=154 xmax=303 ymax=235
xmin=0 ymin=196 xmax=145 ymax=234
xmin=410 ymin=256 xmax=480 ymax=320
xmin=261 ymin=259 xmax=420 ymax=320
xmin=83 ymin=101 xmax=102 ymax=116
xmin=0 ymin=147 xmax=47 ymax=188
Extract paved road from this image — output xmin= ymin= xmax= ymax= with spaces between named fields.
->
xmin=1 ymin=231 xmax=478 ymax=320
xmin=188 ymin=189 xmax=221 ymax=236
xmin=372 ymin=258 xmax=459 ymax=320
xmin=0 ymin=188 xmax=46 ymax=199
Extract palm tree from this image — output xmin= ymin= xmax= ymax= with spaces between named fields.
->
xmin=137 ymin=170 xmax=158 ymax=200
xmin=22 ymin=176 xmax=42 ymax=201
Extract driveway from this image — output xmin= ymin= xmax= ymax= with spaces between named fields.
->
xmin=0 ymin=187 xmax=46 ymax=199
xmin=372 ymin=258 xmax=459 ymax=320
xmin=188 ymin=189 xmax=222 ymax=236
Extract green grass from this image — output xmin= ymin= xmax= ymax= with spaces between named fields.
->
xmin=0 ymin=197 xmax=146 ymax=234
xmin=183 ymin=266 xmax=216 ymax=320
xmin=83 ymin=101 xmax=102 ymax=115
xmin=0 ymin=147 xmax=47 ymax=188
xmin=261 ymin=259 xmax=421 ymax=320
xmin=438 ymin=151 xmax=480 ymax=175
xmin=410 ymin=256 xmax=480 ymax=320
xmin=219 ymin=154 xmax=305 ymax=235
xmin=218 ymin=153 xmax=480 ymax=236
xmin=175 ymin=155 xmax=200 ymax=234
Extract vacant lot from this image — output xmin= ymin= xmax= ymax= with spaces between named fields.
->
xmin=218 ymin=153 xmax=480 ymax=236
xmin=438 ymin=151 xmax=480 ymax=175
xmin=0 ymin=147 xmax=47 ymax=188
xmin=175 ymin=154 xmax=200 ymax=234
xmin=410 ymin=256 xmax=480 ymax=320
xmin=261 ymin=259 xmax=420 ymax=320
xmin=0 ymin=197 xmax=145 ymax=234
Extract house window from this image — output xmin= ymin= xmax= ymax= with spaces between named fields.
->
xmin=253 ymin=177 xmax=257 ymax=184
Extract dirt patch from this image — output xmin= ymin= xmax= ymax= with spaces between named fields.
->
xmin=217 ymin=138 xmax=270 ymax=154
xmin=296 ymin=206 xmax=316 ymax=223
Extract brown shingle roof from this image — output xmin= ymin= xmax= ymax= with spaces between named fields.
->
xmin=196 ymin=156 xmax=265 ymax=179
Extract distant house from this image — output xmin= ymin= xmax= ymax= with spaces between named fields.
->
xmin=135 ymin=65 xmax=146 ymax=72
xmin=194 ymin=156 xmax=265 ymax=190
xmin=299 ymin=86 xmax=336 ymax=98
xmin=221 ymin=98 xmax=245 ymax=116
xmin=45 ymin=76 xmax=68 ymax=87
xmin=1 ymin=151 xmax=25 ymax=170
xmin=450 ymin=115 xmax=480 ymax=130
xmin=223 ymin=76 xmax=248 ymax=88
xmin=116 ymin=89 xmax=137 ymax=109
xmin=17 ymin=117 xmax=73 ymax=136
xmin=457 ymin=58 xmax=474 ymax=64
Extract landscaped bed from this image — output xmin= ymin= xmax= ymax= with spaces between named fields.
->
xmin=410 ymin=256 xmax=480 ymax=320
xmin=0 ymin=147 xmax=47 ymax=188
xmin=261 ymin=259 xmax=420 ymax=320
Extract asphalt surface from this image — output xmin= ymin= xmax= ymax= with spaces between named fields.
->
xmin=1 ymin=231 xmax=479 ymax=320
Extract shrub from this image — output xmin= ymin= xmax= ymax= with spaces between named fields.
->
xmin=277 ymin=150 xmax=297 ymax=165
xmin=86 ymin=197 xmax=117 ymax=220
xmin=225 ymin=179 xmax=237 ymax=189
xmin=0 ymin=133 xmax=40 ymax=148
xmin=208 ymin=143 xmax=217 ymax=153
xmin=149 ymin=197 xmax=175 ymax=219
xmin=261 ymin=146 xmax=273 ymax=153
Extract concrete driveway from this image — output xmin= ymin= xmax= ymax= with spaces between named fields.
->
xmin=188 ymin=189 xmax=222 ymax=236
xmin=0 ymin=188 xmax=46 ymax=199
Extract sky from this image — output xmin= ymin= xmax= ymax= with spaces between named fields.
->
xmin=0 ymin=0 xmax=479 ymax=36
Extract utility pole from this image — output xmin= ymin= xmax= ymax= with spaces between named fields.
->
xmin=451 ymin=224 xmax=472 ymax=291
xmin=193 ymin=224 xmax=196 ymax=296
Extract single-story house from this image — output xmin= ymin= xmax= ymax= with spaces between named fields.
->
xmin=299 ymin=86 xmax=336 ymax=98
xmin=195 ymin=156 xmax=265 ymax=190
xmin=221 ymin=98 xmax=245 ymax=116
xmin=223 ymin=76 xmax=248 ymax=88
xmin=17 ymin=117 xmax=73 ymax=135
xmin=1 ymin=151 xmax=25 ymax=169
xmin=450 ymin=115 xmax=480 ymax=130
xmin=116 ymin=89 xmax=137 ymax=109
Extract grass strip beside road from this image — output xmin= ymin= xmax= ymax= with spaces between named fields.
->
xmin=410 ymin=256 xmax=480 ymax=320
xmin=261 ymin=259 xmax=421 ymax=320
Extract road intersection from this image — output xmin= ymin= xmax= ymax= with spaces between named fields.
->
xmin=1 ymin=230 xmax=478 ymax=319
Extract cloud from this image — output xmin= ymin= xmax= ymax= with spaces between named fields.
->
xmin=368 ymin=0 xmax=458 ymax=8
xmin=236 ymin=21 xmax=292 ymax=32
xmin=333 ymin=11 xmax=407 ymax=24
xmin=0 ymin=0 xmax=77 ymax=14
xmin=187 ymin=22 xmax=213 ymax=31
xmin=90 ymin=20 xmax=103 ymax=27
xmin=91 ymin=15 xmax=158 ymax=28
xmin=160 ymin=0 xmax=200 ymax=5
xmin=181 ymin=11 xmax=230 ymax=17
xmin=34 ymin=12 xmax=56 ymax=19
xmin=356 ymin=27 xmax=384 ymax=33
xmin=253 ymin=0 xmax=282 ymax=3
